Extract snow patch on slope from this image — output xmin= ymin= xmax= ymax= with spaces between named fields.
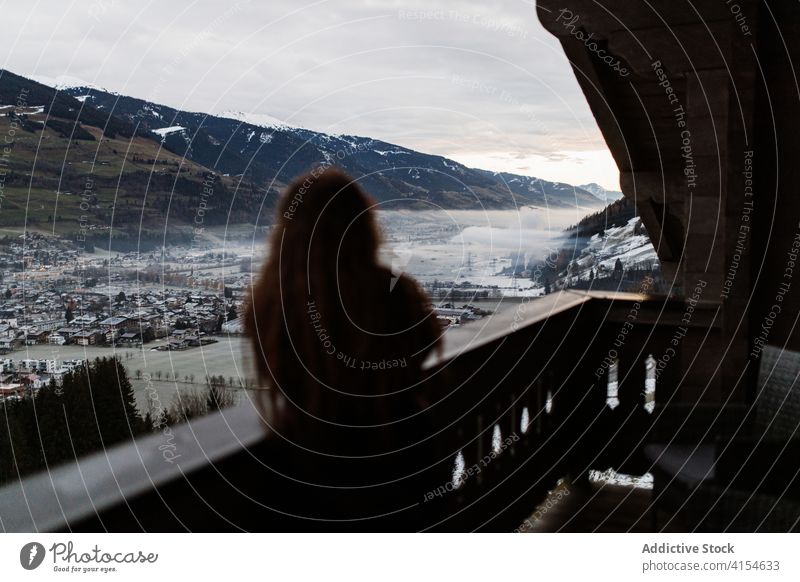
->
xmin=30 ymin=75 xmax=114 ymax=94
xmin=568 ymin=217 xmax=658 ymax=281
xmin=221 ymin=110 xmax=294 ymax=130
xmin=152 ymin=126 xmax=186 ymax=137
xmin=152 ymin=126 xmax=187 ymax=143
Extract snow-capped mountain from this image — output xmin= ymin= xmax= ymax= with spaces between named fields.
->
xmin=50 ymin=79 xmax=604 ymax=209
xmin=29 ymin=73 xmax=113 ymax=93
xmin=578 ymin=182 xmax=624 ymax=204
xmin=0 ymin=66 xmax=610 ymax=252
xmin=219 ymin=110 xmax=297 ymax=131
xmin=478 ymin=171 xmax=606 ymax=208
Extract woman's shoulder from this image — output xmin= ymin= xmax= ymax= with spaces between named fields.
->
xmin=364 ymin=267 xmax=439 ymax=337
xmin=372 ymin=266 xmax=426 ymax=299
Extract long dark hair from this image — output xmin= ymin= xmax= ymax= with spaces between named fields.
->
xmin=245 ymin=167 xmax=441 ymax=455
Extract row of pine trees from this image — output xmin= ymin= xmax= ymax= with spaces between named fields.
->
xmin=0 ymin=357 xmax=233 ymax=486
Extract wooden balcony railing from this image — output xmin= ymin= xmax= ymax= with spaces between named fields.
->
xmin=0 ymin=290 xmax=715 ymax=532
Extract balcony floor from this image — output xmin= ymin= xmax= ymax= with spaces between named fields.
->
xmin=520 ymin=477 xmax=686 ymax=533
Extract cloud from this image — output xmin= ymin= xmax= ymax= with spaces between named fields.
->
xmin=0 ymin=0 xmax=620 ymax=190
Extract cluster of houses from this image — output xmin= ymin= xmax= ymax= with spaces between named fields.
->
xmin=0 ymin=357 xmax=86 ymax=401
xmin=0 ymin=232 xmax=82 ymax=276
xmin=0 ymin=284 xmax=245 ymax=355
xmin=433 ymin=304 xmax=489 ymax=327
xmin=0 ymin=232 xmax=256 ymax=371
xmin=45 ymin=315 xmax=154 ymax=348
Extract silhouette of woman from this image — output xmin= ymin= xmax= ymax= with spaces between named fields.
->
xmin=245 ymin=167 xmax=445 ymax=530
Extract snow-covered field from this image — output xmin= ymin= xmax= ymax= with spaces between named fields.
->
xmin=191 ymin=210 xmax=658 ymax=296
xmin=377 ymin=207 xmax=583 ymax=293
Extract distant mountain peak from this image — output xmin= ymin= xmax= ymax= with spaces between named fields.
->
xmin=218 ymin=110 xmax=296 ymax=130
xmin=0 ymin=68 xmax=609 ymax=214
xmin=578 ymin=183 xmax=624 ymax=203
xmin=30 ymin=74 xmax=114 ymax=94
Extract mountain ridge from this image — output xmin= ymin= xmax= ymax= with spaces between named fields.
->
xmin=54 ymin=76 xmax=604 ymax=209
xmin=0 ymin=68 xmax=607 ymax=249
xmin=577 ymin=182 xmax=624 ymax=203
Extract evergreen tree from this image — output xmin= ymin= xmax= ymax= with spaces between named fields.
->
xmin=0 ymin=357 xmax=148 ymax=486
xmin=613 ymin=258 xmax=624 ymax=281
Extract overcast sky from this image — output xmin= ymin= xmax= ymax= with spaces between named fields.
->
xmin=1 ymin=0 xmax=620 ymax=190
